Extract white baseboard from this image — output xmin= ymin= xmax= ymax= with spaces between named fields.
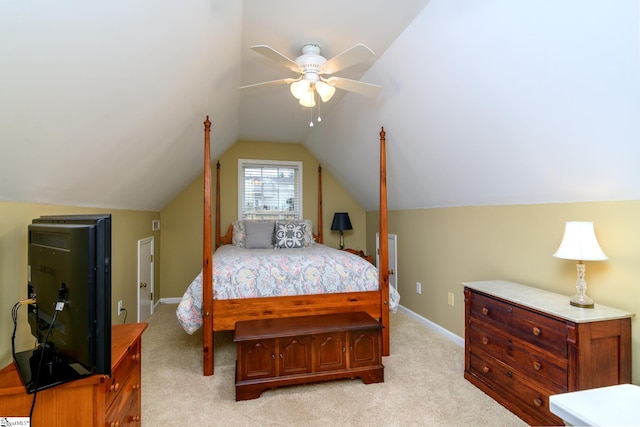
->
xmin=397 ymin=305 xmax=464 ymax=347
xmin=159 ymin=297 xmax=181 ymax=304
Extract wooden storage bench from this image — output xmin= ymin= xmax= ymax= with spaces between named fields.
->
xmin=234 ymin=311 xmax=384 ymax=401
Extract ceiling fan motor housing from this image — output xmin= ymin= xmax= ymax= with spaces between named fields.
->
xmin=296 ymin=44 xmax=326 ymax=82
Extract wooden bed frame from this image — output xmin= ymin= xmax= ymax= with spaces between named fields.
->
xmin=200 ymin=116 xmax=389 ymax=376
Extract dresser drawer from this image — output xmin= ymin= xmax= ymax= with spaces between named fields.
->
xmin=105 ymin=339 xmax=141 ymax=410
xmin=105 ymin=370 xmax=140 ymax=425
xmin=468 ymin=323 xmax=568 ymax=390
xmin=469 ymin=292 xmax=567 ymax=358
xmin=469 ymin=351 xmax=562 ymax=425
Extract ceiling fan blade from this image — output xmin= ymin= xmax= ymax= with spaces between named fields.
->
xmin=250 ymin=45 xmax=299 ymax=73
xmin=239 ymin=78 xmax=296 ymax=90
xmin=326 ymin=77 xmax=381 ymax=97
xmin=323 ymin=44 xmax=375 ymax=75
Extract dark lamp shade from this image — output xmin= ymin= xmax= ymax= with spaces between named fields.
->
xmin=331 ymin=212 xmax=353 ymax=231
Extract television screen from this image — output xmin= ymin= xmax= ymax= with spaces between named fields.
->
xmin=14 ymin=214 xmax=111 ymax=393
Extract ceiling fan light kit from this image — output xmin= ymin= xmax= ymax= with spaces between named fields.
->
xmin=315 ymin=81 xmax=336 ymax=102
xmin=298 ymin=89 xmax=316 ymax=108
xmin=289 ymin=79 xmax=308 ymax=98
xmin=241 ymin=42 xmax=381 ymax=115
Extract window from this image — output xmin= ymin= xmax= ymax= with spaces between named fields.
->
xmin=238 ymin=159 xmax=303 ymax=220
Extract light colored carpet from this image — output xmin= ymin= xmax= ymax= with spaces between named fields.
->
xmin=141 ymin=304 xmax=527 ymax=426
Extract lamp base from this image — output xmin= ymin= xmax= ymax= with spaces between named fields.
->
xmin=570 ymin=294 xmax=594 ymax=308
xmin=569 ymin=261 xmax=595 ymax=308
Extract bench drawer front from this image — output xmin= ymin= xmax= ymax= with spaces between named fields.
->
xmin=237 ymin=339 xmax=277 ymax=381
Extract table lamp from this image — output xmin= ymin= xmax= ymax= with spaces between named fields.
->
xmin=331 ymin=212 xmax=352 ymax=250
xmin=553 ymin=221 xmax=608 ymax=308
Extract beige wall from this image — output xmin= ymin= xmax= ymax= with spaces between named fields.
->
xmin=367 ymin=200 xmax=640 ymax=383
xmin=0 ymin=202 xmax=160 ymax=369
xmin=160 ymin=140 xmax=367 ymax=299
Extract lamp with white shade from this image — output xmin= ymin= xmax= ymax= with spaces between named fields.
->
xmin=553 ymin=221 xmax=608 ymax=308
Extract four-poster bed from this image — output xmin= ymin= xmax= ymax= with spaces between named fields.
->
xmin=185 ymin=116 xmax=391 ymax=376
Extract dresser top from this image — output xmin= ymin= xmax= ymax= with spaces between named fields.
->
xmin=462 ymin=280 xmax=634 ymax=323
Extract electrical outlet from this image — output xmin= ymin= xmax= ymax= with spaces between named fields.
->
xmin=448 ymin=292 xmax=454 ymax=306
xmin=416 ymin=282 xmax=422 ymax=294
xmin=117 ymin=300 xmax=123 ymax=316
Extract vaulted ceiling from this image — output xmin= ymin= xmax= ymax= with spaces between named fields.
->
xmin=2 ymin=0 xmax=639 ymax=212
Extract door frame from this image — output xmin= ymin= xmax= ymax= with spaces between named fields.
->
xmin=376 ymin=233 xmax=398 ymax=290
xmin=137 ymin=236 xmax=154 ymax=322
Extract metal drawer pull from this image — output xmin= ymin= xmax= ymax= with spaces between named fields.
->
xmin=533 ymin=361 xmax=541 ymax=371
xmin=482 ymin=366 xmax=490 ymax=374
xmin=482 ymin=307 xmax=489 ymax=315
xmin=482 ymin=337 xmax=489 ymax=345
xmin=533 ymin=398 xmax=543 ymax=407
xmin=532 ymin=327 xmax=541 ymax=336
xmin=271 ymin=354 xmax=276 ymax=360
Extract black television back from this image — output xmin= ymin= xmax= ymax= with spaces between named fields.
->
xmin=14 ymin=214 xmax=112 ymax=393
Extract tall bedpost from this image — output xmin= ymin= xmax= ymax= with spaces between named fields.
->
xmin=378 ymin=126 xmax=390 ymax=356
xmin=215 ymin=161 xmax=221 ymax=250
xmin=203 ymin=116 xmax=214 ymax=376
xmin=317 ymin=165 xmax=323 ymax=244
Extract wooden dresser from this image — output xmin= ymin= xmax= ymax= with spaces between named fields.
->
xmin=0 ymin=322 xmax=147 ymax=426
xmin=234 ymin=312 xmax=384 ymax=401
xmin=463 ymin=280 xmax=632 ymax=426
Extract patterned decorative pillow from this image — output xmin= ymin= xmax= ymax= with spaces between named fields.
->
xmin=232 ymin=221 xmax=246 ymax=247
xmin=275 ymin=221 xmax=306 ymax=248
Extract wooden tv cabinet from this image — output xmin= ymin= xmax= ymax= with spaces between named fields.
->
xmin=234 ymin=312 xmax=384 ymax=401
xmin=464 ymin=280 xmax=632 ymax=426
xmin=0 ymin=322 xmax=147 ymax=426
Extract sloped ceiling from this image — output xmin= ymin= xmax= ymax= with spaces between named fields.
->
xmin=1 ymin=0 xmax=639 ymax=212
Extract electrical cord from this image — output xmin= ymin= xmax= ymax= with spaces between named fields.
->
xmin=11 ymin=298 xmax=36 ymax=358
xmin=11 ymin=301 xmax=21 ymax=357
xmin=29 ymin=300 xmax=63 ymax=423
xmin=120 ymin=307 xmax=128 ymax=324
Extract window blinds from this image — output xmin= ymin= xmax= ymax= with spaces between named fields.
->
xmin=240 ymin=161 xmax=302 ymax=220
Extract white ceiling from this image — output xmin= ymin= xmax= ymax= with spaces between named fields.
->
xmin=1 ymin=0 xmax=639 ymax=212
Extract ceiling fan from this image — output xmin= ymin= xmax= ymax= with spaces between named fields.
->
xmin=240 ymin=43 xmax=382 ymax=108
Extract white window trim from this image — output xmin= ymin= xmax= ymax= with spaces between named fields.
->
xmin=237 ymin=158 xmax=303 ymax=221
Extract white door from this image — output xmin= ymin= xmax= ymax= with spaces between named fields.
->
xmin=137 ymin=237 xmax=154 ymax=322
xmin=376 ymin=233 xmax=398 ymax=290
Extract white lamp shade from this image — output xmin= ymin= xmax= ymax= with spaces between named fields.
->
xmin=315 ymin=81 xmax=336 ymax=102
xmin=290 ymin=80 xmax=310 ymax=100
xmin=553 ymin=221 xmax=608 ymax=261
xmin=298 ymin=89 xmax=316 ymax=107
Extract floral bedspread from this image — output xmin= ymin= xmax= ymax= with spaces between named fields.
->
xmin=176 ymin=243 xmax=400 ymax=334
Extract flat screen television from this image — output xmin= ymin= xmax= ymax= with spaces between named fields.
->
xmin=14 ymin=214 xmax=112 ymax=393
